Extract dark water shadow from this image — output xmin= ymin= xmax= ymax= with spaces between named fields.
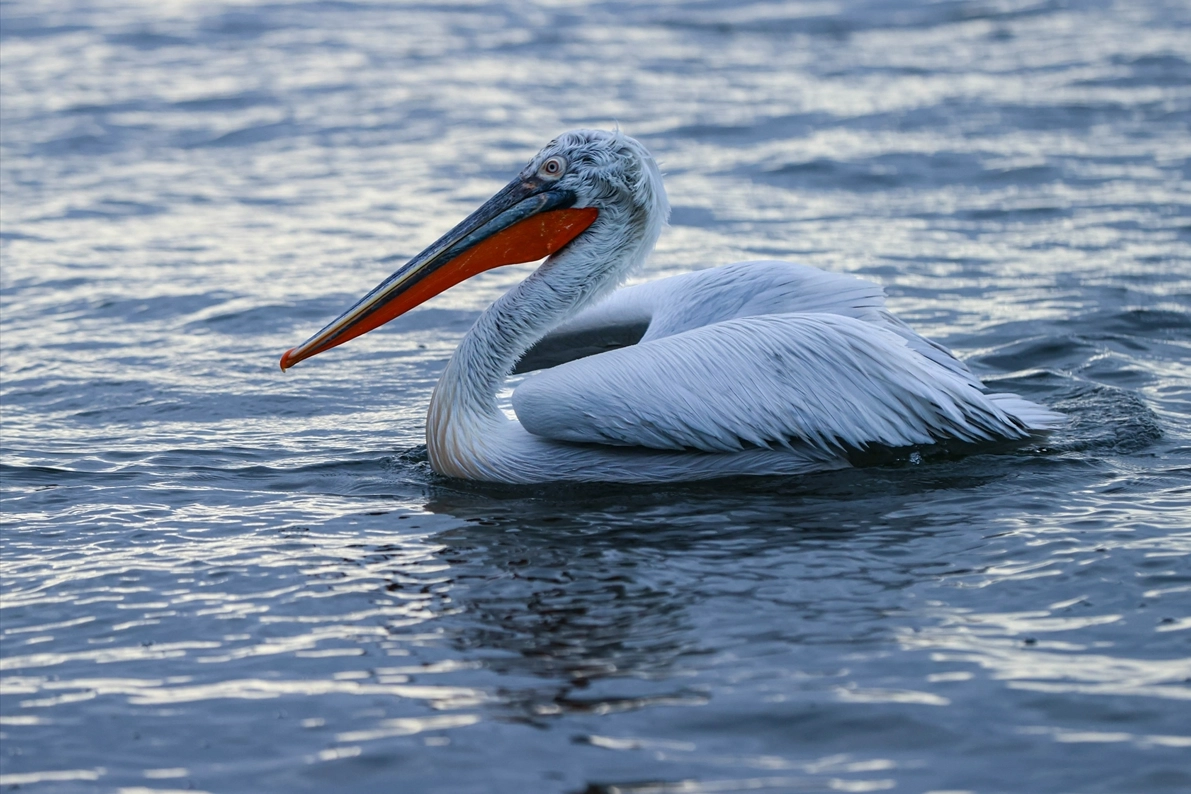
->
xmin=346 ymin=453 xmax=1036 ymax=723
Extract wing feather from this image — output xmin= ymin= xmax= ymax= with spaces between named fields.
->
xmin=513 ymin=313 xmax=1044 ymax=455
xmin=518 ymin=260 xmax=980 ymax=387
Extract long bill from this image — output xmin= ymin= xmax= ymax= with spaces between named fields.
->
xmin=279 ymin=178 xmax=598 ymax=370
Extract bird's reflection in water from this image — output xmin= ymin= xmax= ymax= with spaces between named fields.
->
xmin=397 ymin=461 xmax=1016 ymax=723
xmin=423 ymin=485 xmax=705 ymax=722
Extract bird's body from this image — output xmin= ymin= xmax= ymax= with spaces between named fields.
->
xmin=282 ymin=130 xmax=1062 ymax=483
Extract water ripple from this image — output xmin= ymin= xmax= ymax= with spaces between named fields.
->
xmin=3 ymin=0 xmax=1190 ymax=791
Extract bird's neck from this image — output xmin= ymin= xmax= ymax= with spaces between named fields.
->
xmin=434 ymin=271 xmax=581 ymax=420
xmin=426 ymin=207 xmax=657 ymax=476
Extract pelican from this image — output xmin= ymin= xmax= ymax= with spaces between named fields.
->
xmin=280 ymin=129 xmax=1062 ymax=483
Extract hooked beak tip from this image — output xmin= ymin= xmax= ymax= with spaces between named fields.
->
xmin=280 ymin=348 xmax=298 ymax=371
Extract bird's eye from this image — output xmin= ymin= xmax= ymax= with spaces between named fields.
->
xmin=539 ymin=156 xmax=566 ymax=179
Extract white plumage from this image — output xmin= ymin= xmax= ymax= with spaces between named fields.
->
xmin=518 ymin=295 xmax=1020 ymax=454
xmin=284 ymin=129 xmax=1063 ymax=483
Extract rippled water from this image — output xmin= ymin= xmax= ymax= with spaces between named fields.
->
xmin=2 ymin=0 xmax=1190 ymax=791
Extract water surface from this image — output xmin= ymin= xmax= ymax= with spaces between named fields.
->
xmin=2 ymin=1 xmax=1190 ymax=792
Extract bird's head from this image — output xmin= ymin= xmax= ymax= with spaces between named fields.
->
xmin=523 ymin=129 xmax=668 ymax=226
xmin=280 ymin=129 xmax=667 ymax=371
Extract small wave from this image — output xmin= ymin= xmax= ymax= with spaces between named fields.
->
xmin=196 ymin=120 xmax=297 ymax=149
xmin=1051 ymin=384 xmax=1163 ymax=455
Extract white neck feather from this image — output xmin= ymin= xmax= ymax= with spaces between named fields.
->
xmin=426 ymin=201 xmax=662 ymax=478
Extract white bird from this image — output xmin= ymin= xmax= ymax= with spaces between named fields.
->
xmin=281 ymin=129 xmax=1062 ymax=483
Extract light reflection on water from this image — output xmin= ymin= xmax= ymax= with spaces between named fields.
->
xmin=2 ymin=0 xmax=1190 ymax=791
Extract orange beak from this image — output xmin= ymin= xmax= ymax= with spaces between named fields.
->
xmin=280 ymin=179 xmax=598 ymax=370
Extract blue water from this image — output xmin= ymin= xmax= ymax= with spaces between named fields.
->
xmin=2 ymin=0 xmax=1189 ymax=791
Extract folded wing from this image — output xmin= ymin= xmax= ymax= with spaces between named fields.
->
xmin=515 ymin=260 xmax=979 ymax=385
xmin=513 ymin=312 xmax=1059 ymax=454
